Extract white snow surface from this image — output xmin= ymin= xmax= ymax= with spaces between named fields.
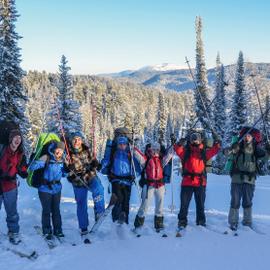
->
xmin=1 ymin=173 xmax=270 ymax=270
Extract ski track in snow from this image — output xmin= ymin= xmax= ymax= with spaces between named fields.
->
xmin=1 ymin=174 xmax=270 ymax=270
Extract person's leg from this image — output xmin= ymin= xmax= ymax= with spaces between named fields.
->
xmin=228 ymin=183 xmax=242 ymax=229
xmin=51 ymin=191 xmax=63 ymax=235
xmin=194 ymin=186 xmax=206 ymax=226
xmin=154 ymin=186 xmax=166 ymax=230
xmin=178 ymin=186 xmax=193 ymax=228
xmin=3 ymin=188 xmax=19 ymax=234
xmin=89 ymin=176 xmax=105 ymax=219
xmin=38 ymin=191 xmax=53 ymax=234
xmin=111 ymin=182 xmax=123 ymax=222
xmin=242 ymin=183 xmax=255 ymax=226
xmin=122 ymin=185 xmax=132 ymax=224
xmin=73 ymin=186 xmax=89 ymax=231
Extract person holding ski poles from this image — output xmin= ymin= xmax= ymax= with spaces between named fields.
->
xmin=29 ymin=141 xmax=67 ymax=240
xmin=226 ymin=128 xmax=266 ymax=231
xmin=0 ymin=128 xmax=28 ymax=244
xmin=66 ymin=132 xmax=105 ymax=241
xmin=133 ymin=142 xmax=173 ymax=233
xmin=174 ymin=130 xmax=221 ymax=229
xmin=101 ymin=128 xmax=142 ymax=225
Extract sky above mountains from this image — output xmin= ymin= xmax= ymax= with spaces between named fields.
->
xmin=16 ymin=0 xmax=270 ymax=74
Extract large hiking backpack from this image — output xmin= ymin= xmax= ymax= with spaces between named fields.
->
xmin=27 ymin=133 xmax=60 ymax=188
xmin=183 ymin=129 xmax=214 ymax=174
xmin=0 ymin=120 xmax=20 ymax=145
xmin=101 ymin=127 xmax=141 ymax=177
xmin=225 ymin=127 xmax=266 ymax=175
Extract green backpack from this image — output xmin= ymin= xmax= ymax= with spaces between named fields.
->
xmin=27 ymin=133 xmax=61 ymax=188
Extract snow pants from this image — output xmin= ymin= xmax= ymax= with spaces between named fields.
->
xmin=229 ymin=183 xmax=255 ymax=227
xmin=0 ymin=188 xmax=19 ymax=233
xmin=73 ymin=176 xmax=105 ymax=231
xmin=178 ymin=185 xmax=206 ymax=227
xmin=137 ymin=185 xmax=165 ymax=218
xmin=38 ymin=191 xmax=62 ymax=235
xmin=111 ymin=182 xmax=131 ymax=224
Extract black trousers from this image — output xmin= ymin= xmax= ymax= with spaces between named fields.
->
xmin=38 ymin=191 xmax=62 ymax=234
xmin=178 ymin=186 xmax=206 ymax=227
xmin=111 ymin=182 xmax=131 ymax=224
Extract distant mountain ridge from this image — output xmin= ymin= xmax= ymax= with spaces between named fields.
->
xmin=99 ymin=62 xmax=270 ymax=93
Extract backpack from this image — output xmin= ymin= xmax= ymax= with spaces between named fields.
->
xmin=27 ymin=133 xmax=60 ymax=188
xmin=101 ymin=127 xmax=141 ymax=178
xmin=226 ymin=127 xmax=266 ymax=176
xmin=0 ymin=120 xmax=20 ymax=145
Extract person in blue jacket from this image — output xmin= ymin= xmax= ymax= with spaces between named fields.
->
xmin=102 ymin=136 xmax=141 ymax=224
xmin=30 ymin=141 xmax=67 ymax=239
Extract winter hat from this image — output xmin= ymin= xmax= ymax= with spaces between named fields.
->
xmin=117 ymin=136 xmax=129 ymax=145
xmin=152 ymin=142 xmax=161 ymax=151
xmin=71 ymin=132 xmax=84 ymax=140
xmin=190 ymin=132 xmax=202 ymax=142
xmin=9 ymin=129 xmax=21 ymax=143
xmin=55 ymin=141 xmax=65 ymax=151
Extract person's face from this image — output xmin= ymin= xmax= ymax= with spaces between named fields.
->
xmin=72 ymin=136 xmax=82 ymax=149
xmin=151 ymin=148 xmax=160 ymax=156
xmin=54 ymin=148 xmax=64 ymax=160
xmin=10 ymin=135 xmax=21 ymax=150
xmin=118 ymin=143 xmax=127 ymax=151
xmin=244 ymin=134 xmax=253 ymax=143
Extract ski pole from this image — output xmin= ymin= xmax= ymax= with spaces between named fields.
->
xmin=90 ymin=95 xmax=97 ymax=158
xmin=169 ymin=154 xmax=175 ymax=213
xmin=250 ymin=74 xmax=270 ymax=143
xmin=185 ymin=57 xmax=216 ymax=133
xmin=130 ymin=128 xmax=142 ymax=202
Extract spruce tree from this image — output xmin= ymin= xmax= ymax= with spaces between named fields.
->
xmin=194 ymin=16 xmax=211 ymax=130
xmin=227 ymin=51 xmax=248 ymax=140
xmin=0 ymin=0 xmax=31 ymax=153
xmin=157 ymin=92 xmax=166 ymax=145
xmin=47 ymin=55 xmax=82 ymax=136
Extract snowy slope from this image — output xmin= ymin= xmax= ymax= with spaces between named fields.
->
xmin=1 ymin=173 xmax=270 ymax=270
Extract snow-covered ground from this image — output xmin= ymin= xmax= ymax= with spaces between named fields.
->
xmin=1 ymin=173 xmax=270 ymax=270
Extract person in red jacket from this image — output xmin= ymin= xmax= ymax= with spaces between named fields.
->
xmin=174 ymin=131 xmax=220 ymax=228
xmin=133 ymin=142 xmax=173 ymax=232
xmin=0 ymin=129 xmax=28 ymax=244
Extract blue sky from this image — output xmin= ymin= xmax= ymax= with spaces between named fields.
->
xmin=16 ymin=0 xmax=270 ymax=74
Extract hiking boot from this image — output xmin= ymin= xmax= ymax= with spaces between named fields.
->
xmin=178 ymin=220 xmax=187 ymax=229
xmin=134 ymin=215 xmax=145 ymax=229
xmin=44 ymin=233 xmax=53 ymax=241
xmin=54 ymin=231 xmax=65 ymax=238
xmin=118 ymin=211 xmax=127 ymax=225
xmin=230 ymin=224 xmax=238 ymax=231
xmin=154 ymin=216 xmax=164 ymax=230
xmin=8 ymin=232 xmax=21 ymax=245
xmin=196 ymin=221 xmax=206 ymax=227
xmin=80 ymin=229 xmax=90 ymax=244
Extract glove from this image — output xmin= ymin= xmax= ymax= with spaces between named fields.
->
xmin=170 ymin=134 xmax=177 ymax=145
xmin=90 ymin=159 xmax=100 ymax=169
xmin=212 ymin=131 xmax=221 ymax=144
xmin=177 ymin=138 xmax=186 ymax=146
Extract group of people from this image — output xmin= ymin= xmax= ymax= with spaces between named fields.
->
xmin=0 ymin=124 xmax=269 ymax=245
